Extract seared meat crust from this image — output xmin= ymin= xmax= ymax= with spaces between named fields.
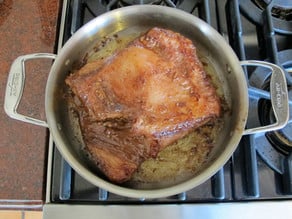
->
xmin=66 ymin=27 xmax=221 ymax=183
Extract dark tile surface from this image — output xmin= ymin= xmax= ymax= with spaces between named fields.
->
xmin=0 ymin=0 xmax=60 ymax=208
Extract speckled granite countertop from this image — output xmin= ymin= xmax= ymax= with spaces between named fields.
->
xmin=0 ymin=0 xmax=60 ymax=209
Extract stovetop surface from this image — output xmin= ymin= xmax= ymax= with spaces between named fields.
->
xmin=48 ymin=0 xmax=292 ymax=205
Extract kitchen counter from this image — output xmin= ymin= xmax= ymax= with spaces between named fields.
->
xmin=0 ymin=0 xmax=60 ymax=209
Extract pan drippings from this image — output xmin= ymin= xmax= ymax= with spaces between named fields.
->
xmin=130 ymin=119 xmax=224 ymax=185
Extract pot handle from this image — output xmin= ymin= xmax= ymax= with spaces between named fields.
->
xmin=240 ymin=60 xmax=289 ymax=135
xmin=4 ymin=53 xmax=57 ymax=127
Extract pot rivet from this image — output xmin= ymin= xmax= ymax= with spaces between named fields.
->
xmin=65 ymin=59 xmax=70 ymax=66
xmin=57 ymin=123 xmax=62 ymax=130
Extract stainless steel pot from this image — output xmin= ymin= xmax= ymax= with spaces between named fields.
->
xmin=4 ymin=5 xmax=289 ymax=198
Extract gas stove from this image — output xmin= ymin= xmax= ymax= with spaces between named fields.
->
xmin=43 ymin=0 xmax=292 ymax=218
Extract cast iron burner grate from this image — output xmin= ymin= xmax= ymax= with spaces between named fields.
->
xmin=110 ymin=0 xmax=179 ymax=8
xmin=249 ymin=49 xmax=292 ymax=170
xmin=65 ymin=0 xmax=215 ymax=36
xmin=239 ymin=0 xmax=292 ymax=34
xmin=227 ymin=0 xmax=292 ymax=198
xmin=253 ymin=0 xmax=292 ymax=21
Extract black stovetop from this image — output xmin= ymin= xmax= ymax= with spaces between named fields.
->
xmin=49 ymin=0 xmax=292 ymax=204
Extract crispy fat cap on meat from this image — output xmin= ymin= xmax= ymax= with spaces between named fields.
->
xmin=65 ymin=27 xmax=221 ymax=183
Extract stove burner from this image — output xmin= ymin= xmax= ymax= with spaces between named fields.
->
xmin=249 ymin=49 xmax=292 ymax=173
xmin=239 ymin=0 xmax=292 ymax=34
xmin=253 ymin=0 xmax=292 ymax=21
xmin=258 ymin=80 xmax=292 ymax=155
